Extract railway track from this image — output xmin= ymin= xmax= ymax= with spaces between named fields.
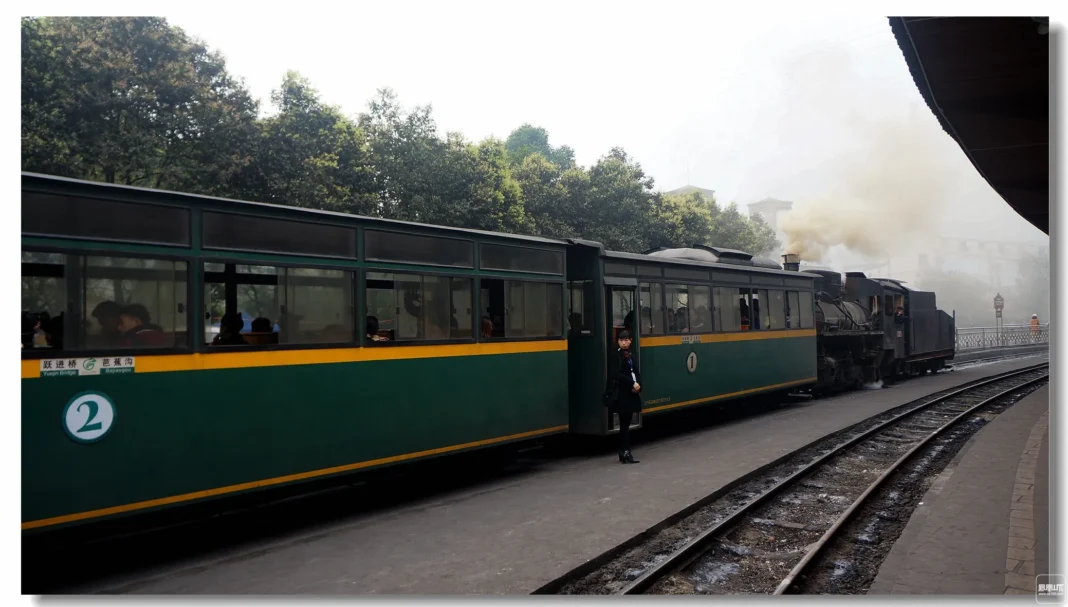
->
xmin=543 ymin=362 xmax=1048 ymax=596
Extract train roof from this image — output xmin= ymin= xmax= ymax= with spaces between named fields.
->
xmin=601 ymin=248 xmax=821 ymax=279
xmin=22 ymin=172 xmax=824 ymax=281
xmin=21 ymin=171 xmax=568 ymax=248
xmin=872 ymin=279 xmax=936 ymax=296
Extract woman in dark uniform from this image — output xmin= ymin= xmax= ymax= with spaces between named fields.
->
xmin=608 ymin=329 xmax=642 ymax=464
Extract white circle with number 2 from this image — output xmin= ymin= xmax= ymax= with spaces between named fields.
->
xmin=64 ymin=393 xmax=115 ymax=442
xmin=687 ymin=351 xmax=698 ymax=373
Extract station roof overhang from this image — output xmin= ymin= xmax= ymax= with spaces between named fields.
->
xmin=888 ymin=17 xmax=1049 ymax=235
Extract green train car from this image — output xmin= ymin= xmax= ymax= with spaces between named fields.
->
xmin=21 ymin=173 xmax=816 ymax=533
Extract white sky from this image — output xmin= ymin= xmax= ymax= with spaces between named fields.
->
xmin=159 ymin=8 xmax=1047 ymax=252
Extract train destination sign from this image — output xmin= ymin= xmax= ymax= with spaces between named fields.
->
xmin=40 ymin=357 xmax=136 ymax=378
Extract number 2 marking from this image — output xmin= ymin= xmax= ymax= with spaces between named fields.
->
xmin=62 ymin=391 xmax=116 ymax=443
xmin=77 ymin=401 xmax=102 ymax=433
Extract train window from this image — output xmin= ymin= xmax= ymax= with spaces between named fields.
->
xmin=366 ymin=272 xmax=473 ymax=342
xmin=421 ymin=275 xmax=458 ymax=340
xmin=285 ymin=268 xmax=353 ymax=343
xmin=567 ymin=280 xmax=596 ymax=336
xmin=769 ymin=290 xmax=786 ymax=329
xmin=664 ymin=284 xmax=688 ymax=333
xmin=711 ymin=288 xmax=720 ymax=331
xmin=798 ymin=292 xmax=814 ymax=329
xmin=365 ymin=230 xmax=474 ymax=268
xmin=395 ymin=274 xmax=423 ymax=340
xmin=690 ymin=285 xmax=712 ymax=333
xmin=83 ymin=256 xmax=188 ymax=350
xmin=664 ymin=267 xmax=708 ymax=281
xmin=366 ymin=272 xmax=401 ymax=340
xmin=524 ymin=281 xmax=548 ymax=336
xmin=479 ymin=243 xmax=563 ymax=275
xmin=604 ymin=261 xmax=636 ymax=276
xmin=481 ymin=279 xmax=505 ymax=338
xmin=786 ymin=291 xmax=800 ymax=328
xmin=203 ymin=212 xmax=357 ymax=258
xmin=482 ymin=279 xmax=563 ymax=339
xmin=508 ymin=281 xmax=527 ymax=336
xmin=23 ymin=252 xmax=190 ymax=352
xmin=711 ymin=271 xmax=749 ymax=285
xmin=610 ymin=288 xmax=635 ymax=332
xmin=738 ymin=289 xmax=752 ymax=331
xmin=751 ymin=290 xmax=766 ymax=330
xmin=547 ymin=283 xmax=564 ymax=338
xmin=204 ymin=264 xmax=280 ymax=345
xmin=639 ymin=282 xmax=665 ymax=336
xmin=23 ymin=192 xmax=191 ymax=246
xmin=884 ymin=295 xmax=894 ymax=317
xmin=22 ymin=252 xmax=68 ymax=351
xmin=450 ymin=278 xmax=475 ymax=339
xmin=714 ymin=287 xmax=741 ymax=332
xmin=205 ymin=264 xmax=356 ymax=346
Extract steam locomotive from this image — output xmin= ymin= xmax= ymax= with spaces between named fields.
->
xmin=796 ymin=256 xmax=956 ymax=392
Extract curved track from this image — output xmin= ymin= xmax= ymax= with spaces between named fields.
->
xmin=544 ymin=362 xmax=1048 ymax=595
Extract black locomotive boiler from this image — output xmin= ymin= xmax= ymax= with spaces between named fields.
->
xmin=781 ymin=255 xmax=956 ymax=392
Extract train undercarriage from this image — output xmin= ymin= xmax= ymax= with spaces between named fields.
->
xmin=814 ymin=336 xmax=954 ymax=393
xmin=814 ymin=332 xmax=885 ymax=392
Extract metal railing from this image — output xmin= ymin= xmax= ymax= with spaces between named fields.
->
xmin=955 ymin=324 xmax=1049 ymax=351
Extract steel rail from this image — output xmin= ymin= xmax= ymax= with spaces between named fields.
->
xmin=618 ymin=362 xmax=1048 ymax=595
xmin=773 ymin=371 xmax=1049 ymax=594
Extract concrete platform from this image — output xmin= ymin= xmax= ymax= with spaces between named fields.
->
xmin=869 ymin=382 xmax=1050 ymax=596
xmin=86 ymin=356 xmax=1048 ymax=595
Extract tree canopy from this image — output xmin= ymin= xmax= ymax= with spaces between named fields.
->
xmin=21 ymin=16 xmax=780 ymax=256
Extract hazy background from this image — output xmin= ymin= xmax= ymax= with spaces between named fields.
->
xmin=162 ymin=8 xmax=1049 ymax=327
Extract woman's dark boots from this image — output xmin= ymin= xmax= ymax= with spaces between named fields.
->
xmin=619 ymin=450 xmax=639 ymax=464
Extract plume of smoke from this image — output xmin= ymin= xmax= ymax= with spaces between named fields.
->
xmin=772 ymin=44 xmax=958 ymax=264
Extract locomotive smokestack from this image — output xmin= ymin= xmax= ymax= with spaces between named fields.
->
xmin=782 ymin=253 xmax=800 ymax=272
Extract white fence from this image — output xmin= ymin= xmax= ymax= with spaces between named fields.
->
xmin=955 ymin=324 xmax=1049 ymax=351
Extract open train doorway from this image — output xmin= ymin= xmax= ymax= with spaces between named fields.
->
xmin=606 ymin=284 xmax=642 ymax=432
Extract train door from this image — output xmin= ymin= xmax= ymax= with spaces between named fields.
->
xmin=606 ymin=284 xmax=641 ymax=433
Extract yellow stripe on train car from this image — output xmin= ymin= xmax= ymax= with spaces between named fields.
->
xmin=21 ymin=340 xmax=569 ymax=379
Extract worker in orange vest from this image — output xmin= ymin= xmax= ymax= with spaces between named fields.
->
xmin=1030 ymin=314 xmax=1040 ymax=341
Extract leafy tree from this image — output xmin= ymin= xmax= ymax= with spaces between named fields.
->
xmin=358 ymin=88 xmax=446 ymax=222
xmin=460 ymin=138 xmax=534 ymax=234
xmin=21 ymin=17 xmax=787 ymax=260
xmin=505 ymin=124 xmax=575 ymax=169
xmin=580 ymin=148 xmax=660 ymax=251
xmin=512 ymin=153 xmax=588 ymax=239
xmin=651 ymin=191 xmax=781 ymax=256
xmin=708 ymin=202 xmax=781 ymax=256
xmin=237 ymin=71 xmax=377 ymax=215
xmin=649 ymin=191 xmax=715 ymax=251
xmin=744 ymin=214 xmax=781 ymax=256
xmin=21 ymin=17 xmax=258 ymax=195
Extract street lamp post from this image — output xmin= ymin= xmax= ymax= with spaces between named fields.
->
xmin=994 ymin=293 xmax=1004 ymax=346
